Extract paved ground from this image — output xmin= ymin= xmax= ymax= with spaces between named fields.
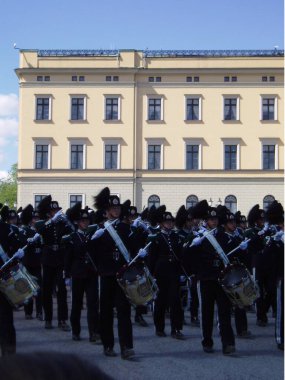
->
xmin=14 ymin=295 xmax=283 ymax=380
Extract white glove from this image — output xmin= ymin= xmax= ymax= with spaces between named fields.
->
xmin=258 ymin=222 xmax=269 ymax=236
xmin=65 ymin=278 xmax=71 ymax=287
xmin=131 ymin=217 xmax=141 ymax=228
xmin=51 ymin=210 xmax=63 ymax=223
xmin=239 ymin=240 xmax=249 ymax=250
xmin=274 ymin=230 xmax=284 ymax=241
xmin=138 ymin=248 xmax=147 ymax=258
xmin=14 ymin=248 xmax=25 ymax=259
xmin=180 ymin=275 xmax=186 ymax=282
xmin=27 ymin=233 xmax=41 ymax=244
xmin=91 ymin=228 xmax=104 ymax=240
xmin=191 ymin=236 xmax=204 ymax=247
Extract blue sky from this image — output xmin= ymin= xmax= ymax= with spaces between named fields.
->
xmin=0 ymin=0 xmax=283 ymax=176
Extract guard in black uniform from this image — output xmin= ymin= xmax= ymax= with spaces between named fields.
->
xmin=0 ymin=205 xmax=23 ymax=355
xmin=89 ymin=187 xmax=136 ymax=359
xmin=62 ymin=203 xmax=100 ymax=343
xmin=148 ymin=206 xmax=185 ymax=340
xmin=18 ymin=204 xmax=43 ymax=320
xmin=35 ymin=196 xmax=73 ymax=331
xmin=183 ymin=200 xmax=235 ymax=355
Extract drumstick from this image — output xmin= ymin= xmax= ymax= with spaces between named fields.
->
xmin=227 ymin=238 xmax=251 ymax=257
xmin=128 ymin=241 xmax=152 ymax=267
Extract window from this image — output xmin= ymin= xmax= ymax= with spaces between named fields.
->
xmin=269 ymin=76 xmax=275 ymax=82
xmin=113 ymin=76 xmax=119 ymax=82
xmin=262 ymin=145 xmax=275 ymax=170
xmin=35 ymin=145 xmax=49 ymax=169
xmin=224 ymin=76 xmax=237 ymax=82
xmin=186 ymin=145 xmax=199 ymax=170
xmin=148 ymin=77 xmax=161 ymax=82
xmin=263 ymin=195 xmax=275 ymax=211
xmin=106 ymin=76 xmax=119 ymax=81
xmin=224 ymin=76 xmax=230 ymax=82
xmin=44 ymin=76 xmax=50 ymax=81
xmin=106 ymin=76 xmax=112 ymax=81
xmin=79 ymin=76 xmax=85 ymax=82
xmin=105 ymin=97 xmax=119 ymax=120
xmin=37 ymin=76 xmax=43 ymax=81
xmin=186 ymin=195 xmax=198 ymax=209
xmin=34 ymin=195 xmax=47 ymax=209
xmin=224 ymin=98 xmax=237 ymax=120
xmin=72 ymin=76 xmax=78 ymax=81
xmin=231 ymin=76 xmax=237 ymax=82
xmin=148 ymin=98 xmax=161 ymax=120
xmin=186 ymin=77 xmax=192 ymax=82
xmin=70 ymin=144 xmax=83 ymax=169
xmin=262 ymin=98 xmax=275 ymax=120
xmin=194 ymin=76 xmax=199 ymax=82
xmin=148 ymin=145 xmax=161 ymax=170
xmin=105 ymin=144 xmax=118 ymax=169
xmin=36 ymin=97 xmax=50 ymax=120
xmin=71 ymin=97 xmax=85 ymax=120
xmin=225 ymin=195 xmax=237 ymax=213
xmin=155 ymin=77 xmax=161 ymax=82
xmin=148 ymin=195 xmax=160 ymax=209
xmin=262 ymin=76 xmax=268 ymax=82
xmin=225 ymin=145 xmax=237 ymax=170
xmin=186 ymin=97 xmax=200 ymax=120
xmin=70 ymin=194 xmax=83 ymax=208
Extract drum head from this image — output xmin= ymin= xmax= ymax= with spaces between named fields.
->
xmin=220 ymin=264 xmax=248 ymax=287
xmin=117 ymin=262 xmax=144 ymax=282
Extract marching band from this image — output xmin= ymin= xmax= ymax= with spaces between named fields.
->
xmin=0 ymin=188 xmax=283 ymax=358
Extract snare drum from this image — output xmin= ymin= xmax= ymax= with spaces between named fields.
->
xmin=117 ymin=262 xmax=159 ymax=306
xmin=219 ymin=263 xmax=259 ymax=309
xmin=0 ymin=261 xmax=39 ymax=307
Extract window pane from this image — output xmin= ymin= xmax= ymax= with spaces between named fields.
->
xmin=263 ymin=145 xmax=275 ymax=169
xmin=225 ymin=145 xmax=237 ymax=170
xmin=186 ymin=145 xmax=199 ymax=170
xmin=148 ymin=99 xmax=161 ymax=120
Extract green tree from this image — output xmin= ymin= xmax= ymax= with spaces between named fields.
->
xmin=0 ymin=163 xmax=17 ymax=208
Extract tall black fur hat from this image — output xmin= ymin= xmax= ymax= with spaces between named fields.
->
xmin=175 ymin=205 xmax=188 ymax=229
xmin=265 ymin=200 xmax=284 ymax=224
xmin=93 ymin=187 xmax=120 ymax=210
xmin=0 ymin=205 xmax=10 ymax=222
xmin=191 ymin=200 xmax=209 ymax=219
xmin=156 ymin=205 xmax=167 ymax=223
xmin=247 ymin=204 xmax=265 ymax=227
xmin=20 ymin=204 xmax=34 ymax=225
xmin=67 ymin=202 xmax=82 ymax=222
xmin=235 ymin=211 xmax=247 ymax=224
xmin=140 ymin=207 xmax=148 ymax=221
xmin=120 ymin=200 xmax=131 ymax=220
xmin=37 ymin=195 xmax=52 ymax=219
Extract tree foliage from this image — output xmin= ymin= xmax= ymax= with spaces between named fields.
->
xmin=0 ymin=163 xmax=17 ymax=208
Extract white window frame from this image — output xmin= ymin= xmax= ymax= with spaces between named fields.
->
xmin=146 ymin=95 xmax=164 ymax=121
xmin=34 ymin=95 xmax=52 ymax=121
xmin=103 ymin=95 xmax=121 ymax=121
xmin=183 ymin=139 xmax=202 ymax=170
xmin=33 ymin=138 xmax=52 ymax=169
xmin=184 ymin=95 xmax=202 ymax=121
xmin=69 ymin=193 xmax=85 ymax=208
xmin=102 ymin=138 xmax=121 ymax=170
xmin=145 ymin=138 xmax=164 ymax=170
xmin=260 ymin=95 xmax=278 ymax=121
xmin=222 ymin=95 xmax=240 ymax=121
xmin=259 ymin=138 xmax=279 ymax=170
xmin=68 ymin=138 xmax=87 ymax=170
xmin=69 ymin=94 xmax=87 ymax=121
xmin=221 ymin=138 xmax=240 ymax=170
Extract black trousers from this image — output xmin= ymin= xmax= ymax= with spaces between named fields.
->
xmin=154 ymin=275 xmax=183 ymax=332
xmin=255 ymin=267 xmax=277 ymax=322
xmin=70 ymin=275 xmax=99 ymax=337
xmin=100 ymin=276 xmax=133 ymax=351
xmin=0 ymin=292 xmax=16 ymax=356
xmin=198 ymin=280 xmax=235 ymax=348
xmin=42 ymin=265 xmax=68 ymax=322
xmin=275 ymin=279 xmax=284 ymax=347
xmin=190 ymin=277 xmax=199 ymax=319
xmin=135 ymin=305 xmax=147 ymax=317
xmin=234 ymin=307 xmax=248 ymax=335
xmin=24 ymin=266 xmax=42 ymax=317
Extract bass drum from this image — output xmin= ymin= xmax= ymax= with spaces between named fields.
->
xmin=117 ymin=261 xmax=159 ymax=306
xmin=0 ymin=260 xmax=39 ymax=308
xmin=219 ymin=263 xmax=259 ymax=309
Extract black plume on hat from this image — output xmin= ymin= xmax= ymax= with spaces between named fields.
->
xmin=120 ymin=199 xmax=131 ymax=220
xmin=148 ymin=205 xmax=161 ymax=226
xmin=265 ymin=200 xmax=284 ymax=224
xmin=235 ymin=211 xmax=247 ymax=224
xmin=93 ymin=187 xmax=121 ymax=210
xmin=0 ymin=205 xmax=10 ymax=222
xmin=247 ymin=204 xmax=265 ymax=227
xmin=17 ymin=207 xmax=23 ymax=214
xmin=37 ymin=195 xmax=52 ymax=219
xmin=156 ymin=205 xmax=167 ymax=223
xmin=191 ymin=200 xmax=209 ymax=219
xmin=20 ymin=204 xmax=34 ymax=225
xmin=68 ymin=202 xmax=82 ymax=222
xmin=140 ymin=207 xmax=148 ymax=221
xmin=216 ymin=205 xmax=230 ymax=225
xmin=175 ymin=205 xmax=187 ymax=229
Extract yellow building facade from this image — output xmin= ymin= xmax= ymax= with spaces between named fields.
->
xmin=16 ymin=49 xmax=284 ymax=214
